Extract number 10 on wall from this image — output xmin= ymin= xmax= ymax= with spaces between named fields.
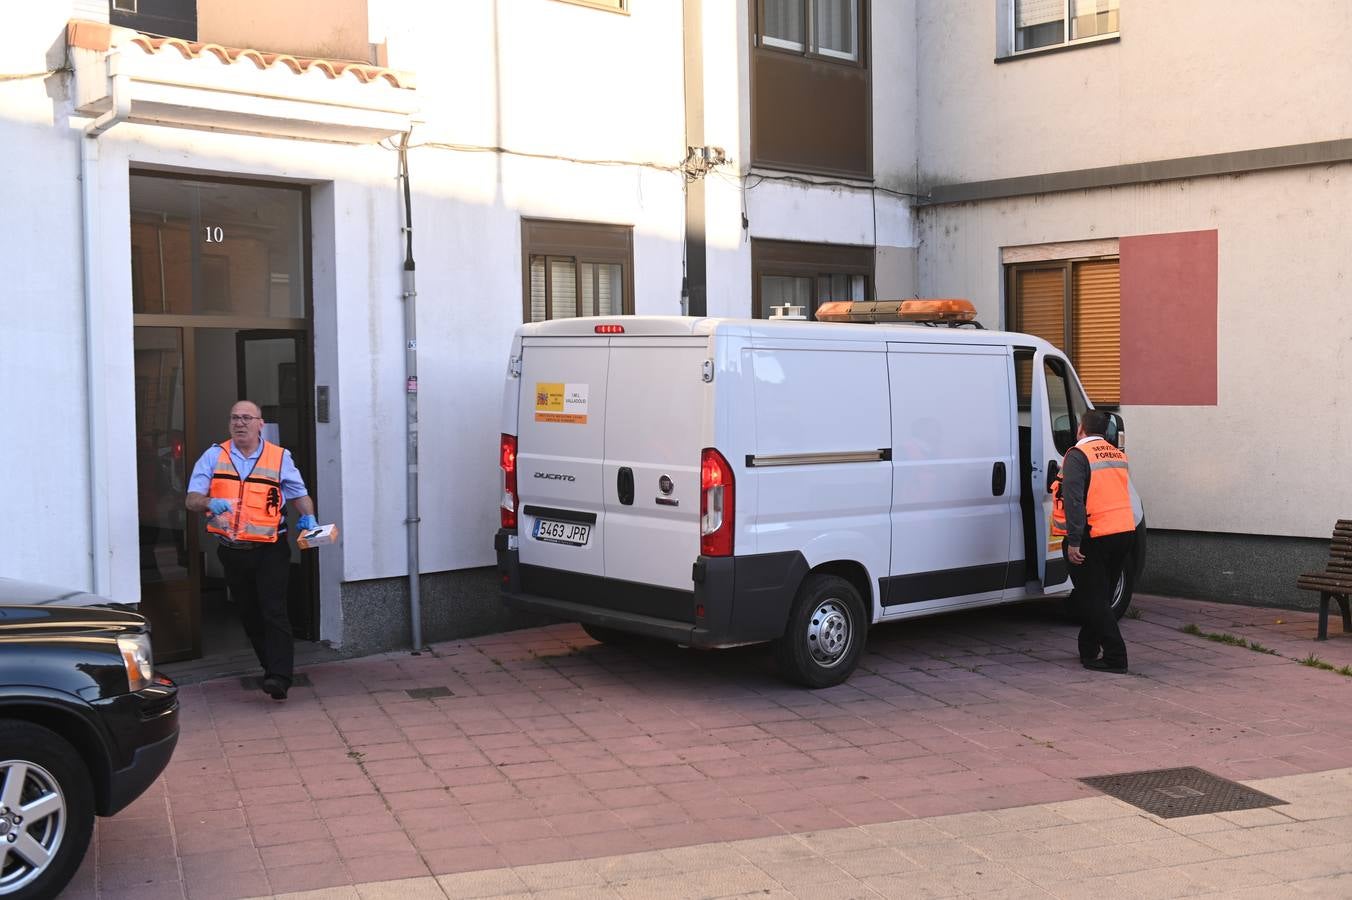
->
xmin=203 ymin=226 xmax=224 ymax=243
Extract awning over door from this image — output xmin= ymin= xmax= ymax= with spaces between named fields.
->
xmin=67 ymin=19 xmax=418 ymax=144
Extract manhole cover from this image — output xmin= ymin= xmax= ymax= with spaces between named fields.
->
xmin=405 ymin=686 xmax=453 ymax=699
xmin=1080 ymin=766 xmax=1285 ymax=818
xmin=240 ymin=673 xmax=312 ymax=690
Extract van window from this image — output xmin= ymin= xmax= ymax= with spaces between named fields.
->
xmin=1043 ymin=357 xmax=1088 ymax=454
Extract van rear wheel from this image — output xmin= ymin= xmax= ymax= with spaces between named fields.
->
xmin=774 ymin=574 xmax=867 ymax=688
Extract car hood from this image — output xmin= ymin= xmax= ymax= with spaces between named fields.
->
xmin=0 ymin=595 xmax=146 ymax=639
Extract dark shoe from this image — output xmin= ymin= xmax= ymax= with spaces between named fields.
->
xmin=261 ymin=675 xmax=289 ymax=700
xmin=1083 ymin=659 xmax=1128 ymax=674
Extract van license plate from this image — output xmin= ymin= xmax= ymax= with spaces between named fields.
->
xmin=533 ymin=519 xmax=590 ymax=546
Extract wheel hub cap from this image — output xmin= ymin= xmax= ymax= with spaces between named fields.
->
xmin=0 ymin=760 xmax=67 ymax=894
xmin=807 ymin=599 xmax=852 ymax=667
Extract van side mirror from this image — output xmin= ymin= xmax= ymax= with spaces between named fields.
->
xmin=1105 ymin=412 xmax=1125 ymax=449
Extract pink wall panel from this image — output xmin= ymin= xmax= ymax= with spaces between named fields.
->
xmin=1119 ymin=230 xmax=1218 ymax=406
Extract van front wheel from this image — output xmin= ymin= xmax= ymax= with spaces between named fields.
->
xmin=774 ymin=574 xmax=867 ymax=688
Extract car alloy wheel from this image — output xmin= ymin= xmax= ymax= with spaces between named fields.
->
xmin=0 ymin=759 xmax=66 ymax=896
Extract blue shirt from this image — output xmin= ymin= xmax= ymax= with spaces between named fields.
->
xmin=187 ymin=441 xmax=309 ymax=503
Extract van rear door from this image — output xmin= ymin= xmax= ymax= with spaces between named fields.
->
xmin=515 ymin=337 xmax=609 ymax=578
xmin=602 ymin=339 xmax=708 ymax=596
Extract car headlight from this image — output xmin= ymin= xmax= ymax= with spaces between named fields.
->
xmin=117 ymin=633 xmax=154 ymax=692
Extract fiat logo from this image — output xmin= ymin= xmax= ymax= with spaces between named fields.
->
xmin=658 ymin=475 xmax=674 ymax=495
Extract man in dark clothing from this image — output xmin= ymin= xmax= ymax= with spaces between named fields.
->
xmin=1059 ymin=409 xmax=1136 ymax=674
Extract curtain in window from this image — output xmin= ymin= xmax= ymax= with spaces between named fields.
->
xmin=761 ymin=275 xmax=812 ymax=317
xmin=1016 ymin=0 xmax=1064 ymax=27
xmin=529 ymin=257 xmax=547 ymax=323
xmin=1072 ymin=259 xmax=1121 ymax=405
xmin=580 ymin=262 xmax=623 ymax=316
xmin=550 ymin=258 xmax=577 ymax=320
xmin=814 ymin=0 xmax=856 ymax=60
xmin=763 ymin=0 xmax=805 ymax=49
xmin=1071 ymin=0 xmax=1118 ymax=39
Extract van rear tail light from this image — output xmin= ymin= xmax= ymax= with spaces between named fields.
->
xmin=700 ymin=448 xmax=734 ymax=557
xmin=594 ymin=324 xmax=625 ymax=334
xmin=500 ymin=434 xmax=518 ymax=531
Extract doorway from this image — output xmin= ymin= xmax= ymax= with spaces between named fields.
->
xmin=130 ymin=173 xmax=315 ymax=663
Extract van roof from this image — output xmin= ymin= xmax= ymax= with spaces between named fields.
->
xmin=520 ymin=315 xmax=1062 ymax=353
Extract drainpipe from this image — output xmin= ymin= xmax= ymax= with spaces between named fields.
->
xmin=397 ymin=131 xmax=425 ymax=651
xmin=80 ymin=49 xmax=130 ymax=596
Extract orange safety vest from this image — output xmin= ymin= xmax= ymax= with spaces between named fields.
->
xmin=206 ymin=440 xmax=286 ymax=544
xmin=1050 ymin=477 xmax=1068 ymax=538
xmin=1051 ymin=437 xmax=1134 ymax=541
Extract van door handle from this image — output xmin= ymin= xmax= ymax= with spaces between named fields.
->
xmin=1046 ymin=459 xmax=1059 ymax=493
xmin=991 ymin=461 xmax=1007 ymax=496
xmin=617 ymin=467 xmax=634 ymax=506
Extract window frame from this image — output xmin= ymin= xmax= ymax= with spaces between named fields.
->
xmin=996 ymin=0 xmax=1120 ymax=61
xmin=1005 ymin=255 xmax=1120 ymax=408
xmin=551 ymin=0 xmax=628 ymax=14
xmin=752 ymin=238 xmax=874 ymax=320
xmin=756 ymin=0 xmax=867 ymax=68
xmin=520 ymin=218 xmax=635 ymax=324
xmin=112 ymin=0 xmax=138 ymax=12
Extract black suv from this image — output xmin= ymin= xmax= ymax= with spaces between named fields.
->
xmin=0 ymin=579 xmax=179 ymax=899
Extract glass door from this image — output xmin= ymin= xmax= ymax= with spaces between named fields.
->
xmin=134 ymin=326 xmax=200 ymax=661
xmin=237 ymin=330 xmax=317 ymax=640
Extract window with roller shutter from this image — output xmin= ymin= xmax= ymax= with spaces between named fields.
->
xmin=520 ymin=219 xmax=634 ymax=324
xmin=1001 ymin=0 xmax=1120 ymax=56
xmin=1006 ymin=257 xmax=1121 ymax=406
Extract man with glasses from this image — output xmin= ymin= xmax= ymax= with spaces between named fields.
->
xmin=186 ymin=400 xmax=317 ymax=700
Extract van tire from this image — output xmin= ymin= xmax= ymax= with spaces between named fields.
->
xmin=1062 ymin=554 xmax=1137 ymax=621
xmin=1110 ymin=555 xmax=1137 ymax=621
xmin=773 ymin=574 xmax=867 ymax=688
xmin=581 ymin=623 xmax=638 ymax=646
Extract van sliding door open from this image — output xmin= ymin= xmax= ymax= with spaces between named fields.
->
xmin=1029 ymin=348 xmax=1076 ymax=593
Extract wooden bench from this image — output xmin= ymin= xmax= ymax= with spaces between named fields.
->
xmin=1297 ymin=519 xmax=1352 ymax=640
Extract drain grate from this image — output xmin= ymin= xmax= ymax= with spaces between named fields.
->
xmin=405 ymin=686 xmax=453 ymax=699
xmin=1080 ymin=766 xmax=1285 ymax=818
xmin=240 ymin=673 xmax=312 ymax=690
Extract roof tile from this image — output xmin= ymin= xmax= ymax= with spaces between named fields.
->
xmin=69 ymin=19 xmax=413 ymax=90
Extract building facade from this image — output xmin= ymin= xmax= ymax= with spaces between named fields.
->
xmin=914 ymin=0 xmax=1352 ymax=606
xmin=1 ymin=0 xmax=920 ymax=660
xmin=8 ymin=0 xmax=1341 ymax=663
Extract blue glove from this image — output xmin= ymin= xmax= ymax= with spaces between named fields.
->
xmin=297 ymin=514 xmax=319 ymax=532
xmin=208 ymin=498 xmax=232 ymax=516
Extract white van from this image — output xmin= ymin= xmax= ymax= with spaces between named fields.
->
xmin=494 ymin=301 xmax=1145 ymax=687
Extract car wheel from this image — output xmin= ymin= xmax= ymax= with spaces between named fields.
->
xmin=773 ymin=574 xmax=868 ymax=688
xmin=581 ymin=622 xmax=639 ymax=646
xmin=0 ymin=721 xmax=93 ymax=900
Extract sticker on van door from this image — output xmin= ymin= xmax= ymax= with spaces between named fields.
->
xmin=534 ymin=382 xmax=589 ymax=424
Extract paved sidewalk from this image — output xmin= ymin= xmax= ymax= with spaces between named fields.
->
xmin=66 ymin=593 xmax=1352 ymax=899
xmin=270 ymin=765 xmax=1352 ymax=898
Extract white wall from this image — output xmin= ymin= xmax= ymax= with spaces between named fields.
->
xmin=1 ymin=3 xmax=99 ymax=590
xmin=916 ymin=166 xmax=1352 ymax=539
xmin=918 ymin=0 xmax=1352 ymax=184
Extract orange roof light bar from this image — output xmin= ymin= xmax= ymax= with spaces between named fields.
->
xmin=815 ymin=299 xmax=978 ymax=324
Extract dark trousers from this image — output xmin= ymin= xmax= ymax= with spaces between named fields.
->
xmin=218 ymin=539 xmax=293 ymax=686
xmin=1068 ymin=530 xmax=1134 ymax=667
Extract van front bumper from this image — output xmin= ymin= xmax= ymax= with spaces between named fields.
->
xmin=495 ymin=530 xmax=805 ymax=648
